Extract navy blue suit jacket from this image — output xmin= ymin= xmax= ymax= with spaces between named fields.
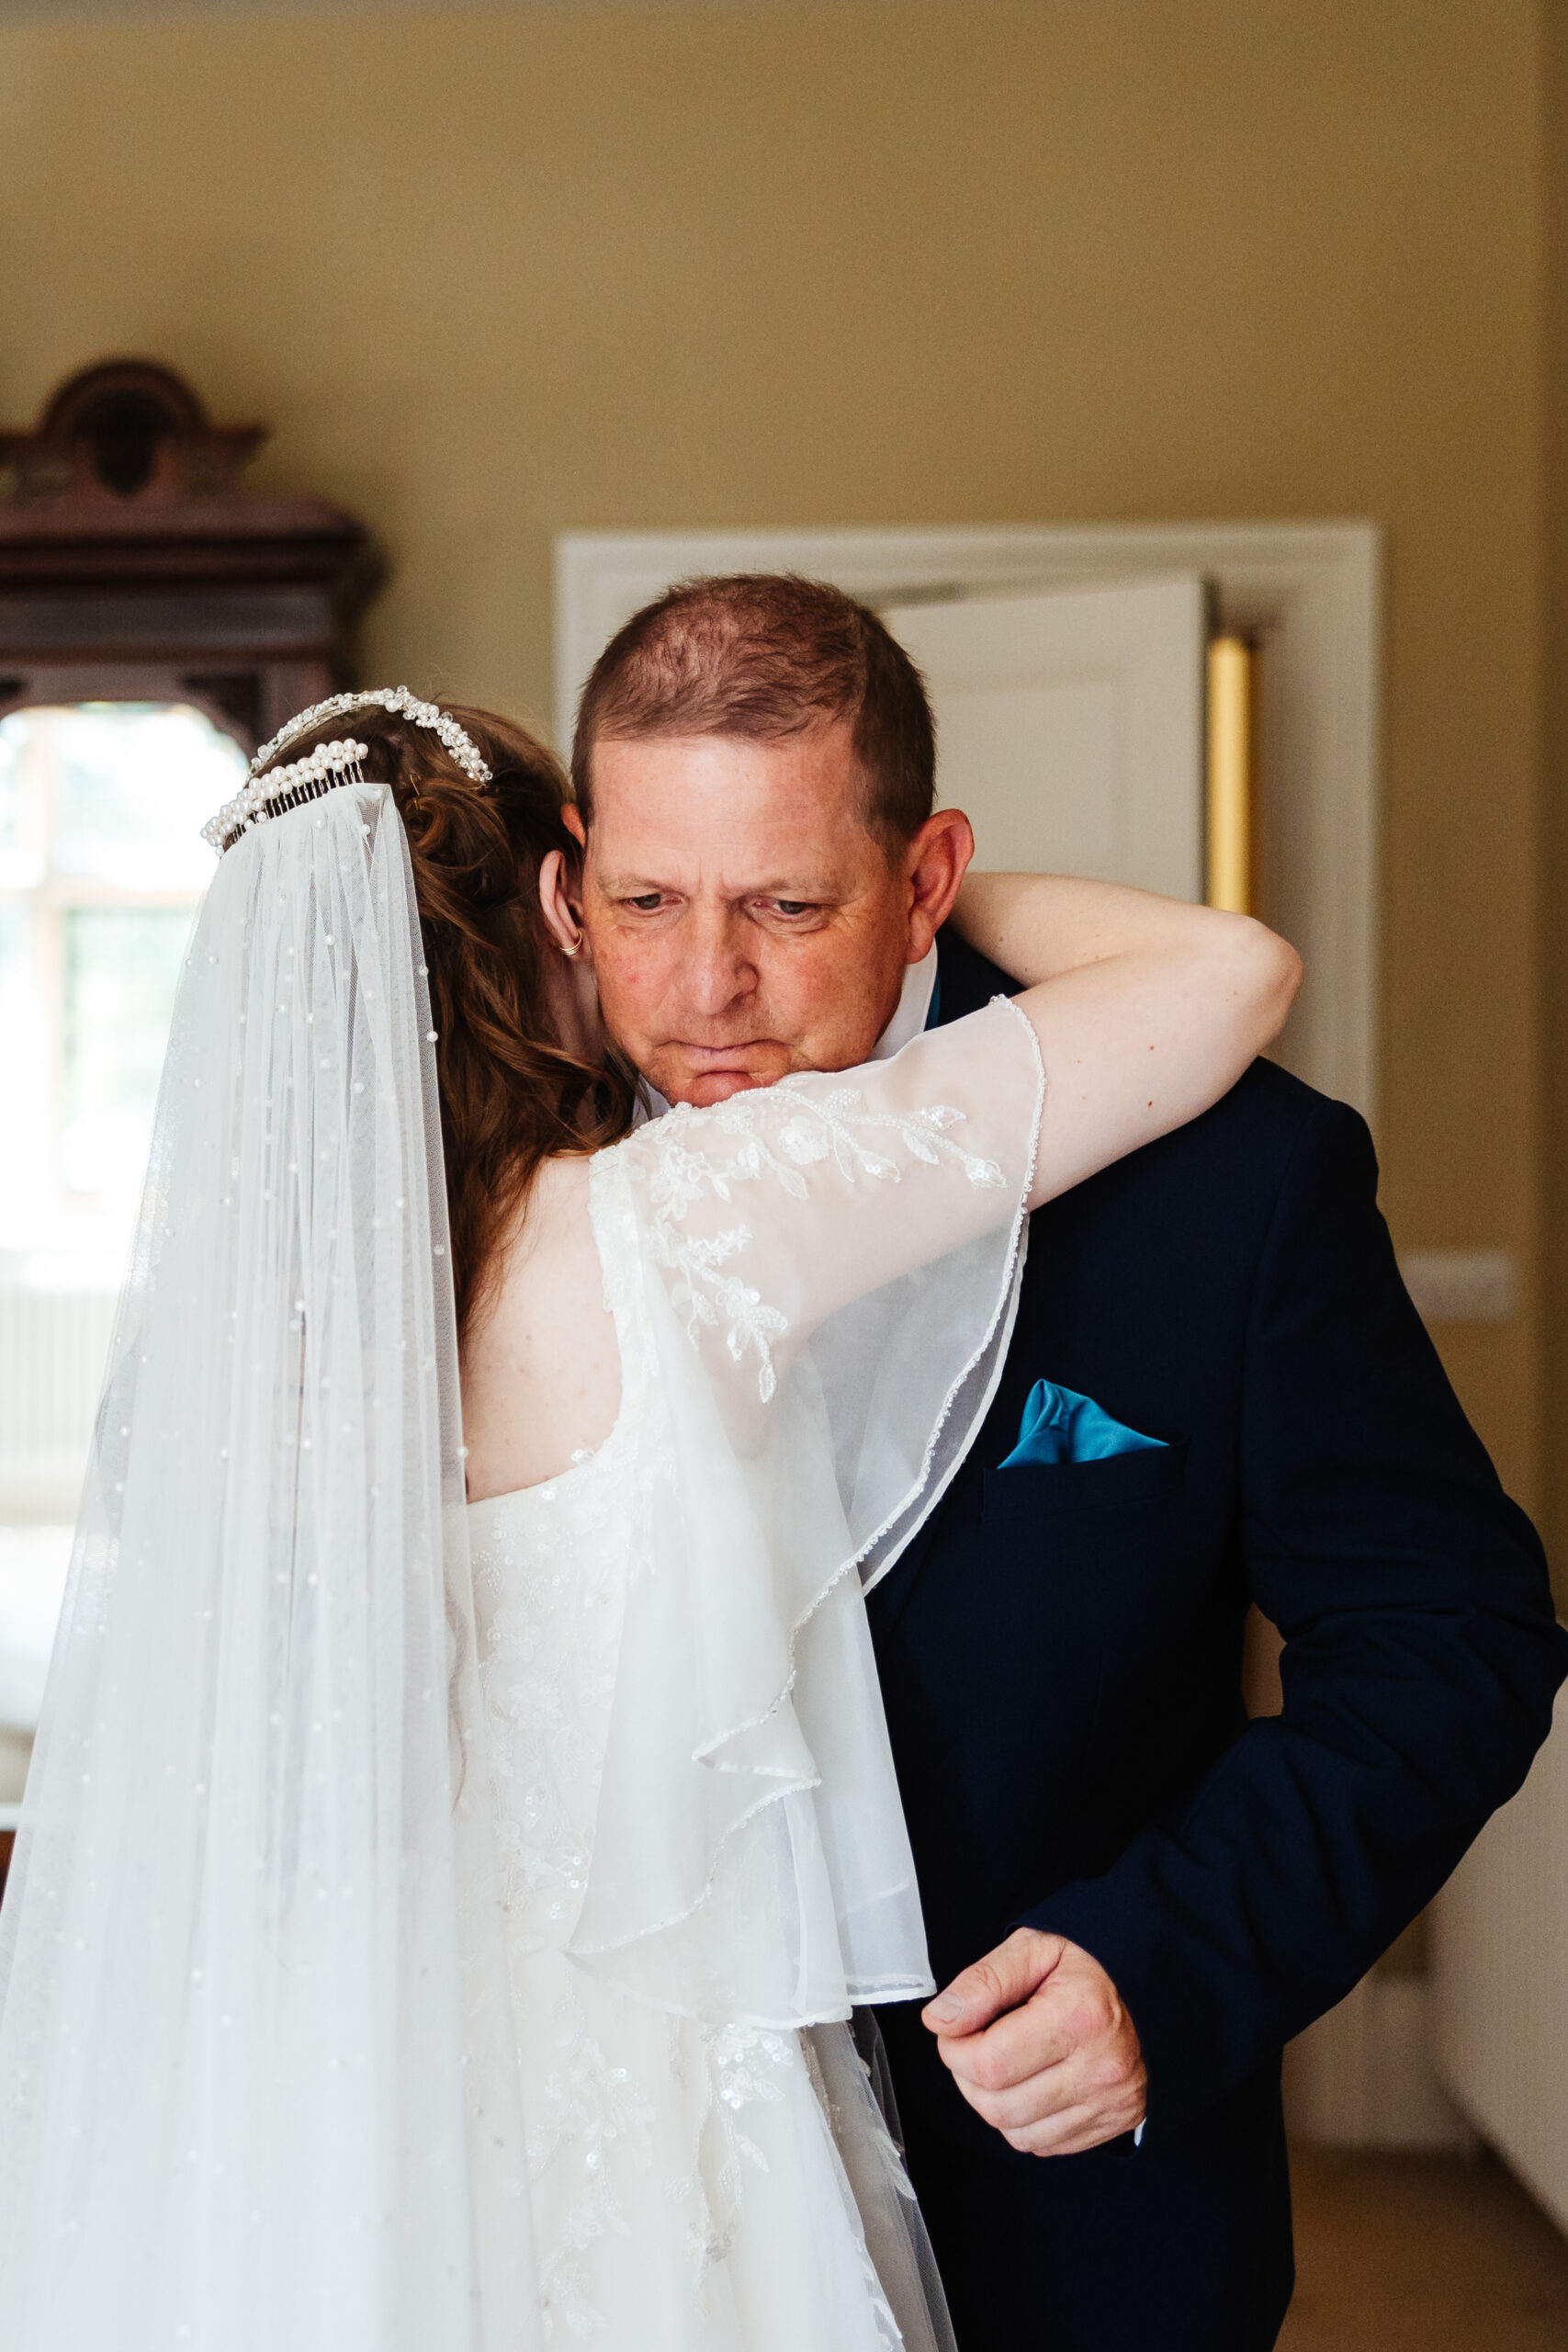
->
xmin=869 ymin=933 xmax=1567 ymax=2349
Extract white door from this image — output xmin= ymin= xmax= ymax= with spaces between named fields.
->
xmin=882 ymin=576 xmax=1208 ymax=901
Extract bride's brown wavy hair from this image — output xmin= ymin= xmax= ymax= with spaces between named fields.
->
xmin=254 ymin=701 xmax=638 ymax=1337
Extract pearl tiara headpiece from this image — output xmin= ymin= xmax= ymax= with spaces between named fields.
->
xmin=202 ymin=739 xmax=370 ymax=853
xmin=202 ymin=686 xmax=494 ymax=854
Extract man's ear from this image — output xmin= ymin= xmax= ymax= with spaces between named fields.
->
xmin=538 ymin=848 xmax=588 ymax=962
xmin=562 ymin=803 xmax=587 ymax=850
xmin=903 ymin=808 xmax=975 ymax=961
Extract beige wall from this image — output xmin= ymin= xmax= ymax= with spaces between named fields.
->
xmin=0 ymin=0 xmax=1550 ymax=1531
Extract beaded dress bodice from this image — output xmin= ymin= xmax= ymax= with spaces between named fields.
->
xmin=471 ymin=1444 xmax=636 ymax=1965
xmin=468 ymin=1296 xmax=901 ymax=2346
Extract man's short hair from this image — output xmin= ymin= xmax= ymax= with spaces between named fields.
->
xmin=570 ymin=572 xmax=936 ymax=846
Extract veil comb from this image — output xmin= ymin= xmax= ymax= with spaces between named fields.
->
xmin=203 ymin=685 xmax=496 ymax=852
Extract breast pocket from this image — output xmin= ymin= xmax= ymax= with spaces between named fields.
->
xmin=972 ymin=1438 xmax=1201 ymax=1859
xmin=981 ymin=1435 xmax=1190 ymax=1534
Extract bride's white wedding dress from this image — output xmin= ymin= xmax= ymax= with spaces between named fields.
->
xmin=472 ymin=1462 xmax=905 ymax=2347
xmin=468 ymin=1012 xmax=1043 ymax=2348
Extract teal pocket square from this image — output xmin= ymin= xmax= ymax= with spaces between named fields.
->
xmin=999 ymin=1380 xmax=1166 ymax=1469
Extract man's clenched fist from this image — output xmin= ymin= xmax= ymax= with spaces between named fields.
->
xmin=922 ymin=1927 xmax=1147 ymax=2156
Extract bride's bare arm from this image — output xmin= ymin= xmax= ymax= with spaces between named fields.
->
xmin=950 ymin=872 xmax=1302 ymax=1210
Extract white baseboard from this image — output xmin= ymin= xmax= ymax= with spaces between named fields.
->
xmin=1284 ymin=1974 xmax=1474 ymax=2149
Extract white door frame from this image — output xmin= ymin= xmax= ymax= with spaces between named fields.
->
xmin=555 ymin=523 xmax=1381 ymax=1121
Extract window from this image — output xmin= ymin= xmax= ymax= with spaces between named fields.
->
xmin=0 ymin=704 xmax=243 ymax=1785
xmin=0 ymin=703 xmax=243 ymax=1258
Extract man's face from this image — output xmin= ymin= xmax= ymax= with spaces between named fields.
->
xmin=572 ymin=723 xmax=969 ymax=1107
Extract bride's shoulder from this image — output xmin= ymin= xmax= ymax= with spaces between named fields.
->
xmin=530 ymin=1150 xmax=593 ymax=1212
xmin=478 ymin=1155 xmax=592 ymax=1298
xmin=462 ymin=1151 xmax=620 ymax=1498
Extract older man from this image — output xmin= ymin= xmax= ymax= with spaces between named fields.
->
xmin=561 ymin=571 xmax=1565 ymax=2351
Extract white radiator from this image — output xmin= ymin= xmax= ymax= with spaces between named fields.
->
xmin=1435 ymin=1690 xmax=1568 ymax=2230
xmin=0 ymin=1286 xmax=118 ymax=1518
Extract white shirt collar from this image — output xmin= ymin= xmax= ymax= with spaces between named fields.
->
xmin=870 ymin=944 xmax=939 ymax=1061
xmin=635 ymin=943 xmax=939 ymax=1123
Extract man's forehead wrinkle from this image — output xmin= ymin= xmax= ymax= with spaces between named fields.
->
xmin=593 ymin=865 xmax=846 ymax=902
xmin=588 ymin=820 xmax=854 ymax=904
xmin=585 ymin=732 xmax=883 ymax=903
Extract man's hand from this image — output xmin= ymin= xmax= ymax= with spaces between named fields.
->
xmin=922 ymin=1928 xmax=1147 ymax=2156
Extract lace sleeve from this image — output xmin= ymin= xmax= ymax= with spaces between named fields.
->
xmin=608 ymin=996 xmax=1043 ymax=1408
xmin=599 ymin=996 xmax=1042 ymax=1594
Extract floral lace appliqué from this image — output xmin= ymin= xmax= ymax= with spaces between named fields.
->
xmin=632 ymin=1080 xmax=1006 ymax=1401
xmin=528 ymin=1996 xmax=658 ymax=2340
xmin=675 ymin=2025 xmax=800 ymax=2290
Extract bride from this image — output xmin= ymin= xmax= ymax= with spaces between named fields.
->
xmin=0 ymin=691 xmax=1298 ymax=2350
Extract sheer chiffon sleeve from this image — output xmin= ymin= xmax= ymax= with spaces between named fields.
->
xmin=567 ymin=999 xmax=1042 ymax=2029
xmin=610 ymin=994 xmax=1043 ymax=1580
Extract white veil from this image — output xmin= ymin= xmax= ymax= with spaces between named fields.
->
xmin=0 ymin=777 xmax=541 ymax=2350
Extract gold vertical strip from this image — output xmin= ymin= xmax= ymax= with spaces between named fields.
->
xmin=1206 ymin=634 xmax=1255 ymax=915
xmin=1214 ymin=633 xmax=1270 ymax=1725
